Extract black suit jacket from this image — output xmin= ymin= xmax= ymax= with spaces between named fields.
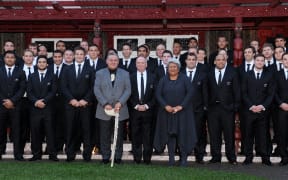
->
xmin=0 ymin=66 xmax=26 ymax=105
xmin=61 ymin=63 xmax=95 ymax=103
xmin=237 ymin=62 xmax=254 ymax=81
xmin=27 ymin=70 xmax=57 ymax=106
xmin=155 ymin=65 xmax=167 ymax=83
xmin=275 ymin=70 xmax=288 ymax=106
xmin=241 ymin=69 xmax=275 ymax=110
xmin=119 ymin=58 xmax=137 ymax=74
xmin=47 ymin=64 xmax=68 ymax=96
xmin=181 ymin=68 xmax=208 ymax=112
xmin=207 ymin=66 xmax=240 ymax=111
xmin=147 ymin=57 xmax=158 ymax=73
xmin=129 ymin=71 xmax=156 ymax=110
xmin=84 ymin=58 xmax=107 ymax=72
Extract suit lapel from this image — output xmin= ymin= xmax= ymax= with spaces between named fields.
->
xmin=192 ymin=68 xmax=200 ymax=83
xmin=104 ymin=68 xmax=113 ymax=89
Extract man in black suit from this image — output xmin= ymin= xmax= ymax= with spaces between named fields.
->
xmin=85 ymin=44 xmax=106 ymax=154
xmin=0 ymin=40 xmax=23 ymax=67
xmin=209 ymin=36 xmax=233 ymax=67
xmin=20 ymin=49 xmax=37 ymax=155
xmin=172 ymin=41 xmax=182 ymax=60
xmin=61 ymin=47 xmax=95 ymax=162
xmin=180 ymin=37 xmax=198 ymax=68
xmin=241 ymin=54 xmax=275 ymax=166
xmin=262 ymin=43 xmax=275 ymax=68
xmin=270 ymin=46 xmax=285 ymax=156
xmin=275 ymin=34 xmax=287 ymax=53
xmin=48 ymin=50 xmax=67 ymax=153
xmin=0 ymin=51 xmax=26 ymax=161
xmin=237 ymin=46 xmax=255 ymax=154
xmin=119 ymin=43 xmax=136 ymax=74
xmin=275 ymin=53 xmax=288 ymax=166
xmin=27 ymin=56 xmax=58 ymax=161
xmin=182 ymin=53 xmax=208 ymax=163
xmin=137 ymin=45 xmax=157 ymax=73
xmin=155 ymin=50 xmax=172 ymax=82
xmin=129 ymin=56 xmax=156 ymax=164
xmin=207 ymin=54 xmax=240 ymax=164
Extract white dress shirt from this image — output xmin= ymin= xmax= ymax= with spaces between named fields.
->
xmin=38 ymin=69 xmax=47 ymax=82
xmin=54 ymin=63 xmax=63 ymax=77
xmin=23 ymin=64 xmax=34 ymax=80
xmin=5 ymin=65 xmax=15 ymax=77
xmin=186 ymin=67 xmax=196 ymax=81
xmin=74 ymin=61 xmax=85 ymax=77
xmin=253 ymin=68 xmax=263 ymax=79
xmin=214 ymin=66 xmax=226 ymax=84
xmin=245 ymin=60 xmax=254 ymax=72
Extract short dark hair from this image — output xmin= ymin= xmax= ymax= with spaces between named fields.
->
xmin=187 ymin=53 xmax=197 ymax=59
xmin=188 ymin=37 xmax=198 ymax=43
xmin=89 ymin=44 xmax=100 ymax=50
xmin=122 ymin=43 xmax=132 ymax=49
xmin=37 ymin=44 xmax=47 ymax=52
xmin=197 ymin=48 xmax=206 ymax=54
xmin=275 ymin=46 xmax=285 ymax=52
xmin=74 ymin=46 xmax=85 ymax=53
xmin=244 ymin=46 xmax=256 ymax=54
xmin=53 ymin=50 xmax=63 ymax=56
xmin=282 ymin=52 xmax=288 ymax=59
xmin=37 ymin=55 xmax=48 ymax=64
xmin=162 ymin=50 xmax=172 ymax=57
xmin=3 ymin=50 xmax=15 ymax=58
xmin=56 ymin=40 xmax=66 ymax=46
xmin=137 ymin=45 xmax=148 ymax=52
xmin=254 ymin=53 xmax=265 ymax=60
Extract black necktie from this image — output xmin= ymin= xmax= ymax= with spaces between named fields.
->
xmin=257 ymin=72 xmax=260 ymax=80
xmin=124 ymin=60 xmax=128 ymax=69
xmin=268 ymin=61 xmax=271 ymax=67
xmin=286 ymin=71 xmax=288 ymax=80
xmin=159 ymin=60 xmax=162 ymax=66
xmin=279 ymin=63 xmax=282 ymax=71
xmin=77 ymin=64 xmax=81 ymax=78
xmin=56 ymin=66 xmax=59 ymax=78
xmin=246 ymin=64 xmax=251 ymax=72
xmin=189 ymin=71 xmax=193 ymax=82
xmin=140 ymin=73 xmax=144 ymax=103
xmin=40 ymin=73 xmax=44 ymax=82
xmin=175 ymin=56 xmax=178 ymax=59
xmin=218 ymin=70 xmax=222 ymax=85
xmin=92 ymin=61 xmax=95 ymax=70
xmin=164 ymin=66 xmax=168 ymax=75
xmin=28 ymin=67 xmax=31 ymax=76
xmin=8 ymin=68 xmax=12 ymax=78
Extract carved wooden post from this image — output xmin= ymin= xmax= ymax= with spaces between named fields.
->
xmin=93 ymin=20 xmax=103 ymax=53
xmin=233 ymin=17 xmax=243 ymax=153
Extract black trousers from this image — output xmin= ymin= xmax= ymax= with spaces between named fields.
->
xmin=99 ymin=119 xmax=125 ymax=160
xmin=243 ymin=110 xmax=270 ymax=160
xmin=19 ymin=97 xmax=31 ymax=153
xmin=65 ymin=105 xmax=91 ymax=160
xmin=194 ymin=111 xmax=207 ymax=160
xmin=30 ymin=107 xmax=56 ymax=157
xmin=52 ymin=95 xmax=66 ymax=152
xmin=90 ymin=102 xmax=100 ymax=149
xmin=207 ymin=105 xmax=236 ymax=161
xmin=277 ymin=109 xmax=288 ymax=160
xmin=0 ymin=106 xmax=22 ymax=157
xmin=130 ymin=110 xmax=153 ymax=162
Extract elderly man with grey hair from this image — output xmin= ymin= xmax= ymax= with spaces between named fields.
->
xmin=154 ymin=57 xmax=197 ymax=167
xmin=94 ymin=54 xmax=131 ymax=164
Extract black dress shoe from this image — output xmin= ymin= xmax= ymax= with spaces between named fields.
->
xmin=102 ymin=159 xmax=109 ymax=164
xmin=15 ymin=156 xmax=25 ymax=161
xmin=83 ymin=157 xmax=91 ymax=162
xmin=143 ymin=160 xmax=151 ymax=165
xmin=0 ymin=155 xmax=2 ymax=160
xmin=209 ymin=158 xmax=221 ymax=164
xmin=49 ymin=155 xmax=59 ymax=162
xmin=134 ymin=159 xmax=141 ymax=164
xmin=262 ymin=159 xmax=272 ymax=166
xmin=29 ymin=156 xmax=41 ymax=161
xmin=196 ymin=159 xmax=204 ymax=164
xmin=229 ymin=160 xmax=238 ymax=165
xmin=66 ymin=157 xmax=75 ymax=162
xmin=279 ymin=160 xmax=288 ymax=166
xmin=242 ymin=159 xmax=252 ymax=165
xmin=115 ymin=159 xmax=122 ymax=164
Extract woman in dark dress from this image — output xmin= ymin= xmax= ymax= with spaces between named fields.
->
xmin=154 ymin=58 xmax=197 ymax=166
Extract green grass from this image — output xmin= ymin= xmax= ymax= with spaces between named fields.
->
xmin=0 ymin=161 xmax=263 ymax=180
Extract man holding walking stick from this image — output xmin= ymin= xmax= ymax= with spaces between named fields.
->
xmin=94 ymin=54 xmax=131 ymax=165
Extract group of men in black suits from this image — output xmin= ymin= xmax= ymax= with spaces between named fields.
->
xmin=1 ymin=35 xmax=288 ymax=167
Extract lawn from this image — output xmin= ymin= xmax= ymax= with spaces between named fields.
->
xmin=0 ymin=161 xmax=264 ymax=180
